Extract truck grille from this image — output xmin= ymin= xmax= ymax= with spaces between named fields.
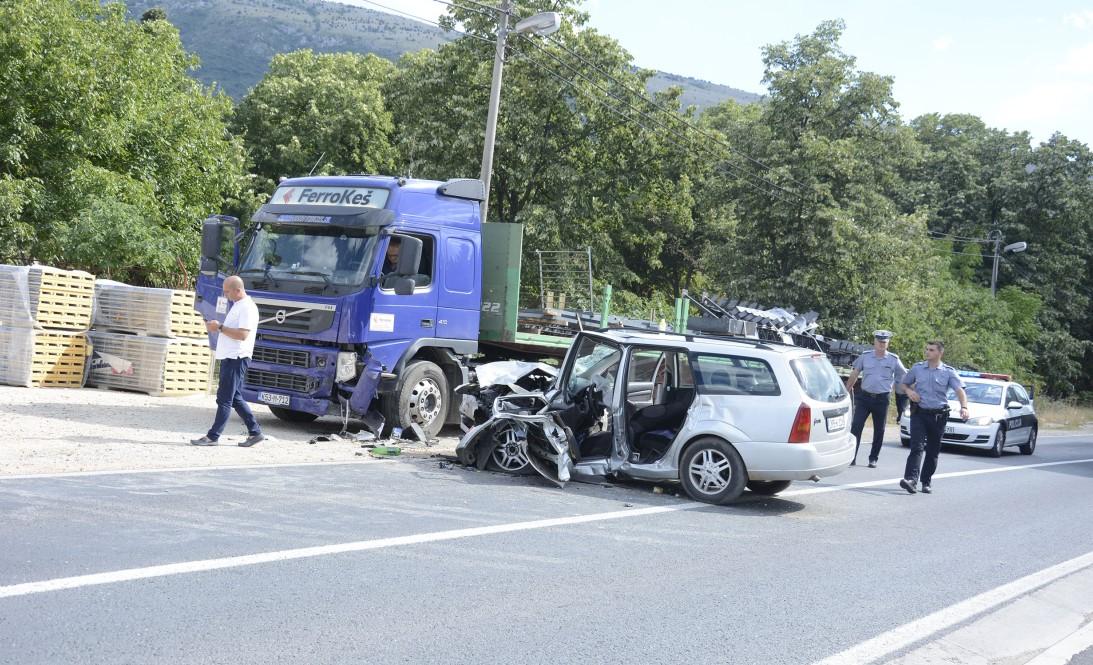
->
xmin=252 ymin=346 xmax=309 ymax=368
xmin=245 ymin=369 xmax=312 ymax=393
xmin=256 ymin=304 xmax=335 ymax=334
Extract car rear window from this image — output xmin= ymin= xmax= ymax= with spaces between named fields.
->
xmin=691 ymin=354 xmax=780 ymax=396
xmin=790 ymin=355 xmax=847 ymax=402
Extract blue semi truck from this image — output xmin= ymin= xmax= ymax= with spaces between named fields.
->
xmin=195 ymin=174 xmax=569 ymax=436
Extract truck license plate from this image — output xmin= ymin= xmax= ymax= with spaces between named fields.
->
xmin=826 ymin=415 xmax=846 ymax=432
xmin=258 ymin=392 xmax=290 ymax=406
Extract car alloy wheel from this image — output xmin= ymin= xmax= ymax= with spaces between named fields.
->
xmin=490 ymin=423 xmax=530 ymax=472
xmin=991 ymin=426 xmax=1006 ymax=458
xmin=679 ymin=438 xmax=748 ymax=505
xmin=1020 ymin=427 xmax=1037 ymax=455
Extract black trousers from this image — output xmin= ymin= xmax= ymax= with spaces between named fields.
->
xmin=850 ymin=391 xmax=889 ymax=462
xmin=904 ymin=408 xmax=947 ymax=486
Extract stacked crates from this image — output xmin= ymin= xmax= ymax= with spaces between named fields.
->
xmin=0 ymin=265 xmax=94 ymax=388
xmin=87 ymin=282 xmax=212 ymax=396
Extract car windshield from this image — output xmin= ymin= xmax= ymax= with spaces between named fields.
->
xmin=951 ymin=381 xmax=1002 ymax=405
xmin=790 ymin=355 xmax=847 ymax=402
xmin=238 ymin=224 xmax=381 ymax=295
xmin=566 ymin=337 xmax=621 ymax=398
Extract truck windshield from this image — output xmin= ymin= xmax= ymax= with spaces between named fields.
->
xmin=238 ymin=224 xmax=381 ymax=296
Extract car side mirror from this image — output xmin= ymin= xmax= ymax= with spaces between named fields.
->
xmin=1006 ymin=400 xmax=1023 ymax=410
xmin=396 ymin=236 xmax=422 ymax=276
xmin=393 ymin=277 xmax=416 ymax=296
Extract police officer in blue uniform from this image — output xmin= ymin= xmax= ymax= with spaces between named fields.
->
xmin=845 ymin=330 xmax=907 ymax=467
xmin=899 ymin=340 xmax=969 ymax=494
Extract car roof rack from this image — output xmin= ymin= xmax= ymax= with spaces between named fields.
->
xmin=589 ymin=325 xmax=788 ymax=351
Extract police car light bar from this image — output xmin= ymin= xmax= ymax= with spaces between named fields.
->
xmin=957 ymin=369 xmax=1011 ymax=381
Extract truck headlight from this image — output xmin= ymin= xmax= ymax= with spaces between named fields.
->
xmin=967 ymin=416 xmax=994 ymax=426
xmin=336 ymin=352 xmax=358 ymax=383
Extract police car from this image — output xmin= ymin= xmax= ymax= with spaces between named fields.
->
xmin=899 ymin=371 xmax=1038 ymax=457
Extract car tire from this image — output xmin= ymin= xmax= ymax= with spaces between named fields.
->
xmin=382 ymin=360 xmax=449 ymax=438
xmin=746 ymin=480 xmax=792 ymax=496
xmin=269 ymin=406 xmax=319 ymax=423
xmin=990 ymin=425 xmax=1006 ymax=458
xmin=901 ymin=437 xmax=911 ymax=448
xmin=485 ymin=422 xmax=534 ymax=475
xmin=678 ymin=437 xmax=747 ymax=505
xmin=1019 ymin=426 xmax=1037 ymax=456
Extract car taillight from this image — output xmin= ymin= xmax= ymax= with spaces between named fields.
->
xmin=789 ymin=403 xmax=811 ymax=443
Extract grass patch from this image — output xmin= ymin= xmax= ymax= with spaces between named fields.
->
xmin=1035 ymin=397 xmax=1093 ymax=430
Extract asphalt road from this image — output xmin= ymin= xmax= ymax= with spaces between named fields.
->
xmin=1 ymin=434 xmax=1091 ymax=665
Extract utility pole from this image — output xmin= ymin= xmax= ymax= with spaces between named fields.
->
xmin=479 ymin=0 xmax=513 ymax=224
xmin=990 ymin=229 xmax=1002 ymax=297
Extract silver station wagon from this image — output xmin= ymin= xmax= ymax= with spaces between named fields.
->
xmin=457 ymin=330 xmax=855 ymax=504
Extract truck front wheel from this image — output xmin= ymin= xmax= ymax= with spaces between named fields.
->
xmin=383 ymin=360 xmax=449 ymax=438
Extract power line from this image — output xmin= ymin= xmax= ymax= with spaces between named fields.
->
xmin=428 ymin=0 xmax=498 ymax=21
xmin=537 ymin=32 xmax=808 ymax=192
xmin=355 ymin=0 xmax=495 ymax=43
xmin=508 ymin=47 xmax=800 ymax=206
xmin=516 ymin=36 xmax=803 ymax=202
xmin=926 ymin=230 xmax=991 ymax=243
xmin=434 ymin=0 xmax=502 ymax=16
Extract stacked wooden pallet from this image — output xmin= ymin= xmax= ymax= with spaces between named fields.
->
xmin=87 ymin=281 xmax=211 ymax=396
xmin=93 ymin=282 xmax=205 ymax=339
xmin=86 ymin=331 xmax=211 ymax=396
xmin=0 ymin=265 xmax=93 ymax=388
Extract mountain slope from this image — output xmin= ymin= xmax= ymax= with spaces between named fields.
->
xmin=124 ymin=0 xmax=760 ymax=108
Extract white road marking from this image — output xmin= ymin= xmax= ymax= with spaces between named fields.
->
xmin=0 ymin=503 xmax=702 ymax=599
xmin=1024 ymin=620 xmax=1093 ymax=665
xmin=1 ymin=456 xmax=1091 ymax=600
xmin=782 ymin=457 xmax=1093 ymax=497
xmin=0 ymin=459 xmax=381 ymax=481
xmin=811 ymin=550 xmax=1093 ymax=665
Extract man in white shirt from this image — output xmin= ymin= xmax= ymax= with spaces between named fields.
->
xmin=191 ymin=275 xmax=265 ymax=447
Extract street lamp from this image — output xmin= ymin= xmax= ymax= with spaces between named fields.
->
xmin=991 ymin=234 xmax=1028 ymax=296
xmin=478 ymin=2 xmax=562 ymax=222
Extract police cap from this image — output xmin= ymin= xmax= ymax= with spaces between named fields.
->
xmin=873 ymin=330 xmax=893 ymax=340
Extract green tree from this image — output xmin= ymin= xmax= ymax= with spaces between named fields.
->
xmin=700 ymin=20 xmax=925 ymax=333
xmin=0 ymin=0 xmax=245 ymax=285
xmin=386 ymin=0 xmax=705 ymax=302
xmin=232 ymin=50 xmax=397 ymax=192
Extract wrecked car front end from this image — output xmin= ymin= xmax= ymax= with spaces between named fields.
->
xmin=456 ymin=393 xmax=579 ymax=486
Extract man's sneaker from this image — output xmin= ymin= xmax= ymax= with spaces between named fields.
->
xmin=239 ymin=433 xmax=266 ymax=448
xmin=190 ymin=436 xmax=217 ymax=446
xmin=868 ymin=461 xmax=877 ymax=468
xmin=899 ymin=478 xmax=917 ymax=494
xmin=921 ymin=484 xmax=932 ymax=494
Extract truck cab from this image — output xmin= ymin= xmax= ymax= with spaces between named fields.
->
xmin=196 ymin=175 xmax=487 ymax=436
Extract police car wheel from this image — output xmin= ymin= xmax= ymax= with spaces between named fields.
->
xmin=990 ymin=426 xmax=1006 ymax=458
xmin=1019 ymin=427 xmax=1037 ymax=455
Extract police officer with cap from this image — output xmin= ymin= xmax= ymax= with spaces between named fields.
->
xmin=845 ymin=330 xmax=907 ymax=467
xmin=899 ymin=340 xmax=969 ymax=494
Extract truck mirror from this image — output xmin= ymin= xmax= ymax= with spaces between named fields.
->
xmin=396 ymin=235 xmax=422 ymax=276
xmin=199 ymin=257 xmax=219 ymax=275
xmin=393 ymin=277 xmax=416 ymax=296
xmin=201 ymin=219 xmax=222 ymax=263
